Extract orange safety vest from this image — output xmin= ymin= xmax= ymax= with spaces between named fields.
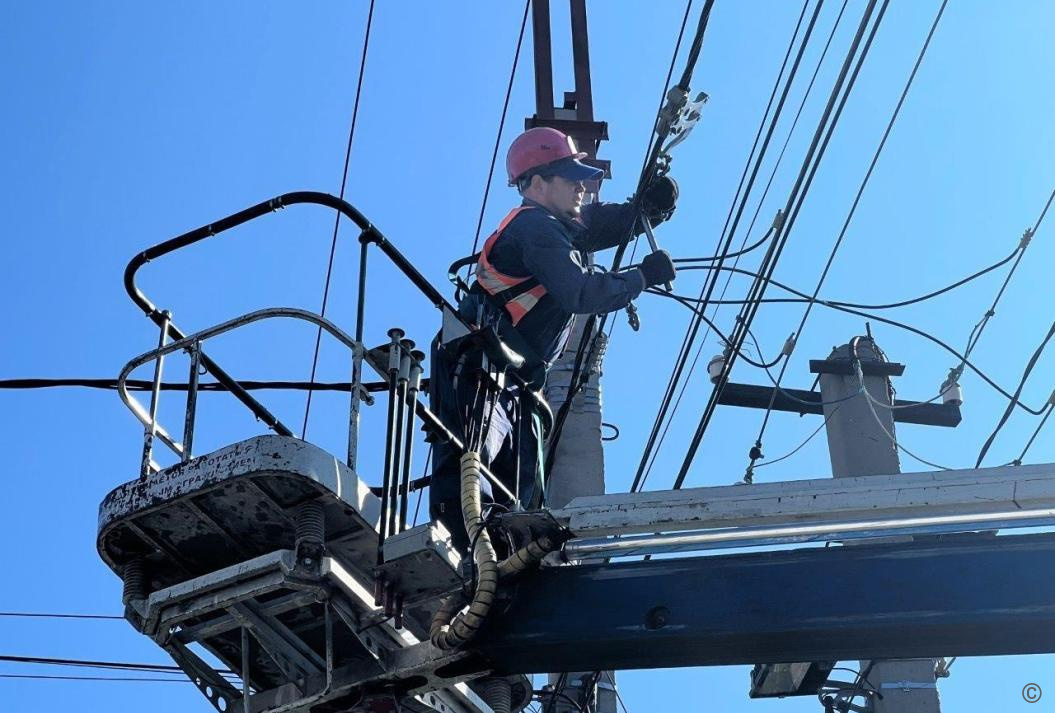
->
xmin=476 ymin=206 xmax=548 ymax=326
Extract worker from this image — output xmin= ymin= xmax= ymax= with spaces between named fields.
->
xmin=429 ymin=126 xmax=678 ymax=550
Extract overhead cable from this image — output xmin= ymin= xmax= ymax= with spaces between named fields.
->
xmin=600 ymin=0 xmax=699 ymax=345
xmin=748 ymin=0 xmax=948 ymax=472
xmin=673 ymin=0 xmax=886 ymax=490
xmin=751 ymin=405 xmax=840 ymax=474
xmin=671 ymin=240 xmax=1018 ymax=309
xmin=302 ymin=0 xmax=377 ymax=438
xmin=704 ymin=0 xmax=889 ymax=480
xmin=0 ymin=653 xmax=233 ymax=676
xmin=544 ymin=0 xmax=709 ymax=474
xmin=634 ymin=0 xmax=854 ymax=493
xmin=954 ymin=187 xmax=1054 ymax=378
xmin=652 ymin=291 xmax=787 ymax=370
xmin=975 ymin=320 xmax=1055 ymax=467
xmin=0 ymin=654 xmax=177 ymax=672
xmin=671 ymin=225 xmax=775 ymax=263
xmin=0 ymin=377 xmax=409 ymax=395
xmin=467 ymin=0 xmax=531 ymax=262
xmin=0 ymin=611 xmax=122 ymax=620
xmin=660 ymin=275 xmax=1047 ymax=414
xmin=853 ymin=357 xmax=952 ymax=471
xmin=630 ymin=0 xmax=822 ymax=493
xmin=1012 ymin=401 xmax=1055 ymax=466
xmin=0 ymin=674 xmax=192 ymax=683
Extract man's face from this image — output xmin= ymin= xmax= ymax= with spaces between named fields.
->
xmin=536 ymin=174 xmax=585 ymax=219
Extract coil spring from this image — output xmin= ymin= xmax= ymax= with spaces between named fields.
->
xmin=479 ymin=677 xmax=513 ymax=713
xmin=295 ymin=500 xmax=326 ymax=548
xmin=122 ymin=558 xmax=146 ymax=604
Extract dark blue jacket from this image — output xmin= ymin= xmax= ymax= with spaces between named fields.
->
xmin=460 ymin=198 xmax=644 ymax=369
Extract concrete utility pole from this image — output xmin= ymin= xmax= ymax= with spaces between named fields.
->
xmin=818 ymin=337 xmax=941 ymax=713
xmin=529 ymin=1 xmax=616 ymax=711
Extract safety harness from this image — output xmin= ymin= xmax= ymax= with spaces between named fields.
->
xmin=475 ymin=206 xmax=547 ymax=326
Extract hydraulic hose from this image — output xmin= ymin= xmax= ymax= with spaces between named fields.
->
xmin=498 ymin=533 xmax=560 ymax=579
xmin=430 ymin=451 xmax=560 ymax=649
xmin=430 ymin=451 xmax=500 ymax=649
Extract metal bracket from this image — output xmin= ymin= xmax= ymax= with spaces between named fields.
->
xmin=880 ymin=681 xmax=939 ymax=691
xmin=163 ymin=637 xmax=243 ymax=713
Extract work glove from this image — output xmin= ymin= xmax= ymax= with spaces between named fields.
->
xmin=639 ymin=249 xmax=677 ymax=288
xmin=640 ymin=175 xmax=679 ymax=223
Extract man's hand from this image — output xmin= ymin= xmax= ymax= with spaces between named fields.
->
xmin=641 ymin=175 xmax=679 ymax=223
xmin=639 ymin=249 xmax=677 ymax=288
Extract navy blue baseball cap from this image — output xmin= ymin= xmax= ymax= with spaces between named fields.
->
xmin=534 ymin=155 xmax=604 ymax=182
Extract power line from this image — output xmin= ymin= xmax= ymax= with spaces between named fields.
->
xmin=954 ymin=187 xmax=1053 ymax=377
xmin=0 ymin=674 xmax=191 ymax=683
xmin=975 ymin=320 xmax=1055 ymax=467
xmin=467 ymin=0 xmax=531 ymax=263
xmin=0 ymin=611 xmax=122 ymax=620
xmin=599 ymin=0 xmax=696 ymax=318
xmin=652 ymin=291 xmax=786 ymax=369
xmin=673 ymin=0 xmax=886 ymax=491
xmin=1012 ymin=401 xmax=1055 ymax=466
xmin=0 ymin=654 xmax=234 ymax=677
xmin=544 ymin=0 xmax=708 ymax=476
xmin=748 ymin=0 xmax=948 ymax=472
xmin=630 ymin=0 xmax=822 ymax=493
xmin=0 ymin=655 xmax=178 ymax=673
xmin=751 ymin=405 xmax=840 ymax=476
xmin=0 ymin=377 xmax=411 ymax=394
xmin=671 ymin=241 xmax=1019 ymax=310
xmin=661 ymin=272 xmax=1048 ymax=415
xmin=854 ymin=358 xmax=952 ymax=471
xmin=671 ymin=225 xmax=775 ymax=264
xmin=302 ymin=0 xmax=377 ymax=439
xmin=633 ymin=0 xmax=857 ymax=493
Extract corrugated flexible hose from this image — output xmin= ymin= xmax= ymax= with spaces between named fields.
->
xmin=431 ymin=451 xmax=499 ymax=649
xmin=430 ymin=451 xmax=560 ymax=649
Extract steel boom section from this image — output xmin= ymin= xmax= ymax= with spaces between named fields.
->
xmin=554 ymin=463 xmax=1055 ymax=538
xmin=473 ymin=532 xmax=1055 ymax=674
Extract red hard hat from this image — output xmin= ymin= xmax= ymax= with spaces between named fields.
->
xmin=506 ymin=127 xmax=602 ymax=185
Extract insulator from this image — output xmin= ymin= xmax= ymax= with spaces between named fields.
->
xmin=707 ymin=352 xmax=726 ymax=384
xmin=940 ymin=378 xmax=963 ymax=407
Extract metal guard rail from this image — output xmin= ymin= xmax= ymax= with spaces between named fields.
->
xmin=122 ymin=190 xmax=554 ymax=438
xmin=117 ymin=307 xmax=516 ymax=502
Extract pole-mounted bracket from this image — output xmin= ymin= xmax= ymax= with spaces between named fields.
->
xmin=809 ymin=359 xmax=905 ymax=377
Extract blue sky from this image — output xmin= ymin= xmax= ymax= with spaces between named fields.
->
xmin=2 ymin=1 xmax=1054 ymax=711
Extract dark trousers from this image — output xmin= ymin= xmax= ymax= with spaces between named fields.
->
xmin=428 ymin=335 xmax=543 ymax=552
